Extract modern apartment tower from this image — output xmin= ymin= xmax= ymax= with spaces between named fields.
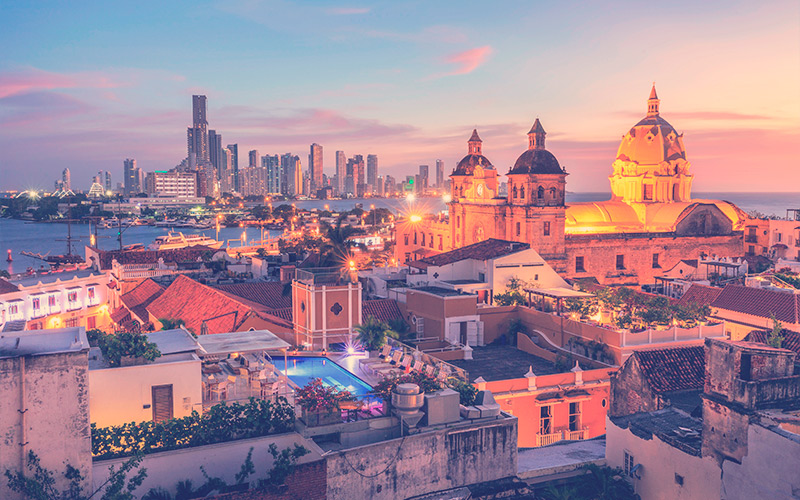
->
xmin=309 ymin=143 xmax=323 ymax=192
xmin=187 ymin=95 xmax=210 ymax=169
xmin=62 ymin=168 xmax=71 ymax=190
xmin=280 ymin=154 xmax=302 ymax=197
xmin=263 ymin=154 xmax=281 ymax=194
xmin=435 ymin=159 xmax=444 ymax=188
xmin=208 ymin=130 xmax=223 ymax=178
xmin=419 ymin=164 xmax=429 ymax=191
xmin=123 ymin=158 xmax=142 ymax=195
xmin=227 ymin=144 xmax=239 ymax=191
xmin=335 ymin=150 xmax=347 ymax=195
xmin=248 ymin=150 xmax=259 ymax=168
xmin=367 ymin=154 xmax=378 ymax=193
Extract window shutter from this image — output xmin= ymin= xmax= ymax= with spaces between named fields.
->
xmin=152 ymin=385 xmax=174 ymax=423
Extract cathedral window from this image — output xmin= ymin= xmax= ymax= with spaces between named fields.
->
xmin=644 ymin=184 xmax=654 ymax=201
xmin=404 ymin=234 xmax=409 ymax=245
xmin=438 ymin=235 xmax=443 ymax=250
xmin=549 ymin=187 xmax=557 ymax=200
xmin=543 ymin=221 xmax=551 ymax=236
xmin=520 ymin=186 xmax=525 ymax=198
xmin=652 ymin=253 xmax=661 ymax=268
xmin=538 ymin=186 xmax=545 ymax=199
xmin=616 ymin=254 xmax=625 ymax=270
xmin=429 ymin=233 xmax=434 ymax=248
xmin=516 ymin=222 xmax=521 ymax=236
xmin=513 ymin=185 xmax=518 ymax=198
xmin=421 ymin=232 xmax=426 ymax=247
xmin=414 ymin=232 xmax=418 ymax=245
xmin=575 ymin=256 xmax=585 ymax=272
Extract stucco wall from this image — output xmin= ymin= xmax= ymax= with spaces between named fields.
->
xmin=88 ymin=357 xmax=203 ymax=427
xmin=0 ymin=351 xmax=92 ymax=500
xmin=606 ymin=417 xmax=721 ymax=500
xmin=326 ymin=417 xmax=517 ymax=500
xmin=92 ymin=432 xmax=322 ymax=497
xmin=720 ymin=423 xmax=800 ymax=500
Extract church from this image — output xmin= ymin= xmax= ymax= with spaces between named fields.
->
xmin=396 ymin=87 xmax=747 ymax=285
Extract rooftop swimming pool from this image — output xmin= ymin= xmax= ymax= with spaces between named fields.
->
xmin=274 ymin=356 xmax=373 ymax=396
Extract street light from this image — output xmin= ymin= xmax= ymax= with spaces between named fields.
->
xmin=410 ymin=214 xmax=422 ymax=223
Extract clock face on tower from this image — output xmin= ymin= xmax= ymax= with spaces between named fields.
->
xmin=476 ymin=183 xmax=484 ymax=197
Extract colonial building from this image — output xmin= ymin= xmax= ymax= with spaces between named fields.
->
xmin=396 ymin=87 xmax=747 ymax=285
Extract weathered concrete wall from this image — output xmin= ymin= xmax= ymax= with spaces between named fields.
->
xmin=606 ymin=417 xmax=721 ymax=500
xmin=701 ymin=396 xmax=750 ymax=465
xmin=610 ymin=357 xmax=658 ymax=417
xmin=92 ymin=432 xmax=322 ymax=497
xmin=326 ymin=417 xmax=517 ymax=500
xmin=721 ymin=423 xmax=800 ymax=500
xmin=0 ymin=352 xmax=92 ymax=500
xmin=207 ymin=460 xmax=327 ymax=500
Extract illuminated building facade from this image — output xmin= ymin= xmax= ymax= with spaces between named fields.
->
xmin=397 ymin=88 xmax=746 ymax=285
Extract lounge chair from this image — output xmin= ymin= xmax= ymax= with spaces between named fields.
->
xmin=398 ymin=355 xmax=413 ymax=371
xmin=411 ymin=360 xmax=425 ymax=372
xmin=373 ymin=364 xmax=404 ymax=379
xmin=359 ymin=345 xmax=394 ymax=369
xmin=424 ymin=365 xmax=436 ymax=377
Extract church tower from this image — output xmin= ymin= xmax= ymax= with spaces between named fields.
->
xmin=505 ymin=119 xmax=567 ymax=265
xmin=610 ymin=85 xmax=693 ymax=204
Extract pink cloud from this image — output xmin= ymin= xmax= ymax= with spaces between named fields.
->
xmin=426 ymin=46 xmax=492 ymax=80
xmin=0 ymin=68 xmax=119 ymax=99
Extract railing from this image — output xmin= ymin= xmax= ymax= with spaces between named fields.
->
xmin=386 ymin=337 xmax=468 ymax=382
xmin=745 ymin=235 xmax=759 ymax=243
xmin=536 ymin=432 xmax=563 ymax=447
xmin=566 ymin=428 xmax=587 ymax=441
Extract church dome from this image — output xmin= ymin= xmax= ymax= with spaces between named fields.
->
xmin=509 ymin=119 xmax=565 ymax=175
xmin=453 ymin=129 xmax=495 ymax=176
xmin=616 ymin=85 xmax=686 ymax=165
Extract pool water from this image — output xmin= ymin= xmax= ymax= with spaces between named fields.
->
xmin=274 ymin=356 xmax=373 ymax=396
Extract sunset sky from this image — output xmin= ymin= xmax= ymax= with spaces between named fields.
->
xmin=1 ymin=0 xmax=798 ymax=192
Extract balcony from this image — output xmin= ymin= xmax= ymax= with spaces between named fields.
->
xmin=566 ymin=428 xmax=588 ymax=441
xmin=534 ymin=428 xmax=588 ymax=447
xmin=745 ymin=235 xmax=759 ymax=243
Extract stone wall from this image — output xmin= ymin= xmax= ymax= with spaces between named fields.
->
xmin=609 ymin=356 xmax=657 ymax=417
xmin=325 ymin=417 xmax=517 ymax=500
xmin=0 ymin=352 xmax=92 ymax=500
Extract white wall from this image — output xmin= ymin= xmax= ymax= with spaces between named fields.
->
xmin=491 ymin=248 xmax=568 ymax=295
xmin=606 ymin=417 xmax=721 ymax=500
xmin=89 ymin=355 xmax=202 ymax=427
xmin=721 ymin=424 xmax=800 ymax=500
xmin=92 ymin=433 xmax=322 ymax=496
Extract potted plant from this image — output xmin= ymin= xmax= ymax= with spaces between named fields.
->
xmin=296 ymin=379 xmax=353 ymax=426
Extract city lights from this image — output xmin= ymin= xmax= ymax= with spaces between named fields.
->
xmin=409 ymin=214 xmax=422 ymax=223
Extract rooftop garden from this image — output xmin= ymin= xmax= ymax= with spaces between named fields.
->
xmin=87 ymin=328 xmax=161 ymax=367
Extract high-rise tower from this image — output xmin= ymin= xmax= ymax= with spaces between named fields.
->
xmin=227 ymin=144 xmax=239 ymax=191
xmin=335 ymin=151 xmax=347 ymax=195
xmin=367 ymin=154 xmax=378 ymax=193
xmin=309 ymin=143 xmax=323 ymax=192
xmin=187 ymin=95 xmax=210 ymax=169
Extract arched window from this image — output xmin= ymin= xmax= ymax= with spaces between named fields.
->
xmin=538 ymin=186 xmax=545 ymax=199
xmin=520 ymin=186 xmax=525 ymax=198
xmin=549 ymin=187 xmax=557 ymax=199
xmin=512 ymin=185 xmax=518 ymax=198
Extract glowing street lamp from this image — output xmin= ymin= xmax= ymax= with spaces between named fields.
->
xmin=409 ymin=214 xmax=422 ymax=223
xmin=442 ymin=194 xmax=452 ymax=203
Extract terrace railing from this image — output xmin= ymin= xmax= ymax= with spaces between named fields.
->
xmin=387 ymin=337 xmax=468 ymax=382
xmin=536 ymin=432 xmax=563 ymax=447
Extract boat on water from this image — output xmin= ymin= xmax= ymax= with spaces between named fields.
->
xmin=148 ymin=232 xmax=223 ymax=251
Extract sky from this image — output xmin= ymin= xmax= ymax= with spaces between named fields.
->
xmin=0 ymin=0 xmax=798 ymax=192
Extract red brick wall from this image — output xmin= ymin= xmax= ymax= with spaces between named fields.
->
xmin=208 ymin=460 xmax=326 ymax=500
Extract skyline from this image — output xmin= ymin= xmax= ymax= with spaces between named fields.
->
xmin=1 ymin=0 xmax=799 ymax=192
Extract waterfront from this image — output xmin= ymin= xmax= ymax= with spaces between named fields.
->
xmin=1 ymin=192 xmax=797 ymax=272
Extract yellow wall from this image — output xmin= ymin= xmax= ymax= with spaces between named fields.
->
xmin=88 ymin=357 xmax=202 ymax=427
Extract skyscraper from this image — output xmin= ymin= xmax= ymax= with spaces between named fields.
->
xmin=62 ymin=168 xmax=71 ymax=190
xmin=208 ymin=130 xmax=222 ymax=179
xmin=263 ymin=155 xmax=281 ymax=194
xmin=123 ymin=158 xmax=142 ymax=195
xmin=367 ymin=154 xmax=378 ymax=193
xmin=280 ymin=154 xmax=302 ymax=196
xmin=435 ymin=159 xmax=444 ymax=188
xmin=353 ymin=154 xmax=365 ymax=188
xmin=248 ymin=150 xmax=259 ymax=168
xmin=227 ymin=144 xmax=239 ymax=191
xmin=419 ymin=164 xmax=429 ymax=191
xmin=335 ymin=151 xmax=346 ymax=195
xmin=187 ymin=95 xmax=209 ymax=169
xmin=309 ymin=143 xmax=323 ymax=192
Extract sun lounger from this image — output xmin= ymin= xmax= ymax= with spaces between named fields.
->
xmin=398 ymin=355 xmax=413 ymax=371
xmin=411 ymin=360 xmax=424 ymax=372
xmin=424 ymin=365 xmax=435 ymax=377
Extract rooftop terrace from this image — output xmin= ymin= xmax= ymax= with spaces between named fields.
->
xmin=450 ymin=345 xmax=560 ymax=382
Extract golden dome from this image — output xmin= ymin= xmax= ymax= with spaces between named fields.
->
xmin=615 ymin=85 xmax=686 ymax=166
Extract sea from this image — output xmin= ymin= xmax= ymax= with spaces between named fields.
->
xmin=1 ymin=192 xmax=797 ymax=273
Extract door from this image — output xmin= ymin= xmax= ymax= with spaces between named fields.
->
xmin=151 ymin=384 xmax=174 ymax=423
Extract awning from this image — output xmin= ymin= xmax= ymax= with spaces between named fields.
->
xmin=523 ymin=288 xmax=594 ymax=299
xmin=196 ymin=329 xmax=291 ymax=356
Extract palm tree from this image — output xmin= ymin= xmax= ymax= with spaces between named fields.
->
xmin=318 ymin=215 xmax=358 ymax=267
xmin=354 ymin=316 xmax=398 ymax=352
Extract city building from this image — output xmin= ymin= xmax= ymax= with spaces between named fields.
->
xmin=335 ymin=150 xmax=347 ymax=196
xmin=208 ymin=129 xmax=222 ymax=179
xmin=395 ymin=88 xmax=746 ymax=285
xmin=309 ymin=143 xmax=323 ymax=192
xmin=263 ymin=154 xmax=281 ymax=194
xmin=418 ymin=164 xmax=429 ymax=192
xmin=606 ymin=337 xmax=800 ymax=500
xmin=436 ymin=159 xmax=445 ymax=188
xmin=123 ymin=158 xmax=142 ymax=195
xmin=187 ymin=95 xmax=209 ymax=169
xmin=62 ymin=167 xmax=71 ymax=190
xmin=367 ymin=154 xmax=378 ymax=193
xmin=291 ymin=268 xmax=362 ymax=349
xmin=144 ymin=170 xmax=198 ymax=197
xmin=226 ymin=143 xmax=239 ymax=191
xmin=0 ymin=270 xmax=113 ymax=332
xmin=280 ymin=153 xmax=302 ymax=197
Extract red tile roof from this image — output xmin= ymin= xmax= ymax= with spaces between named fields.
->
xmin=676 ymin=284 xmax=723 ymax=308
xmin=94 ymin=246 xmax=217 ymax=269
xmin=146 ymin=275 xmax=253 ymax=334
xmin=410 ymin=239 xmax=529 ymax=269
xmin=633 ymin=346 xmax=706 ymax=393
xmin=363 ymin=299 xmax=404 ymax=323
xmin=213 ymin=282 xmax=292 ymax=310
xmin=744 ymin=329 xmax=800 ymax=356
xmin=120 ymin=278 xmax=165 ymax=321
xmin=268 ymin=307 xmax=294 ymax=323
xmin=0 ymin=279 xmax=20 ymax=295
xmin=711 ymin=285 xmax=800 ymax=324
